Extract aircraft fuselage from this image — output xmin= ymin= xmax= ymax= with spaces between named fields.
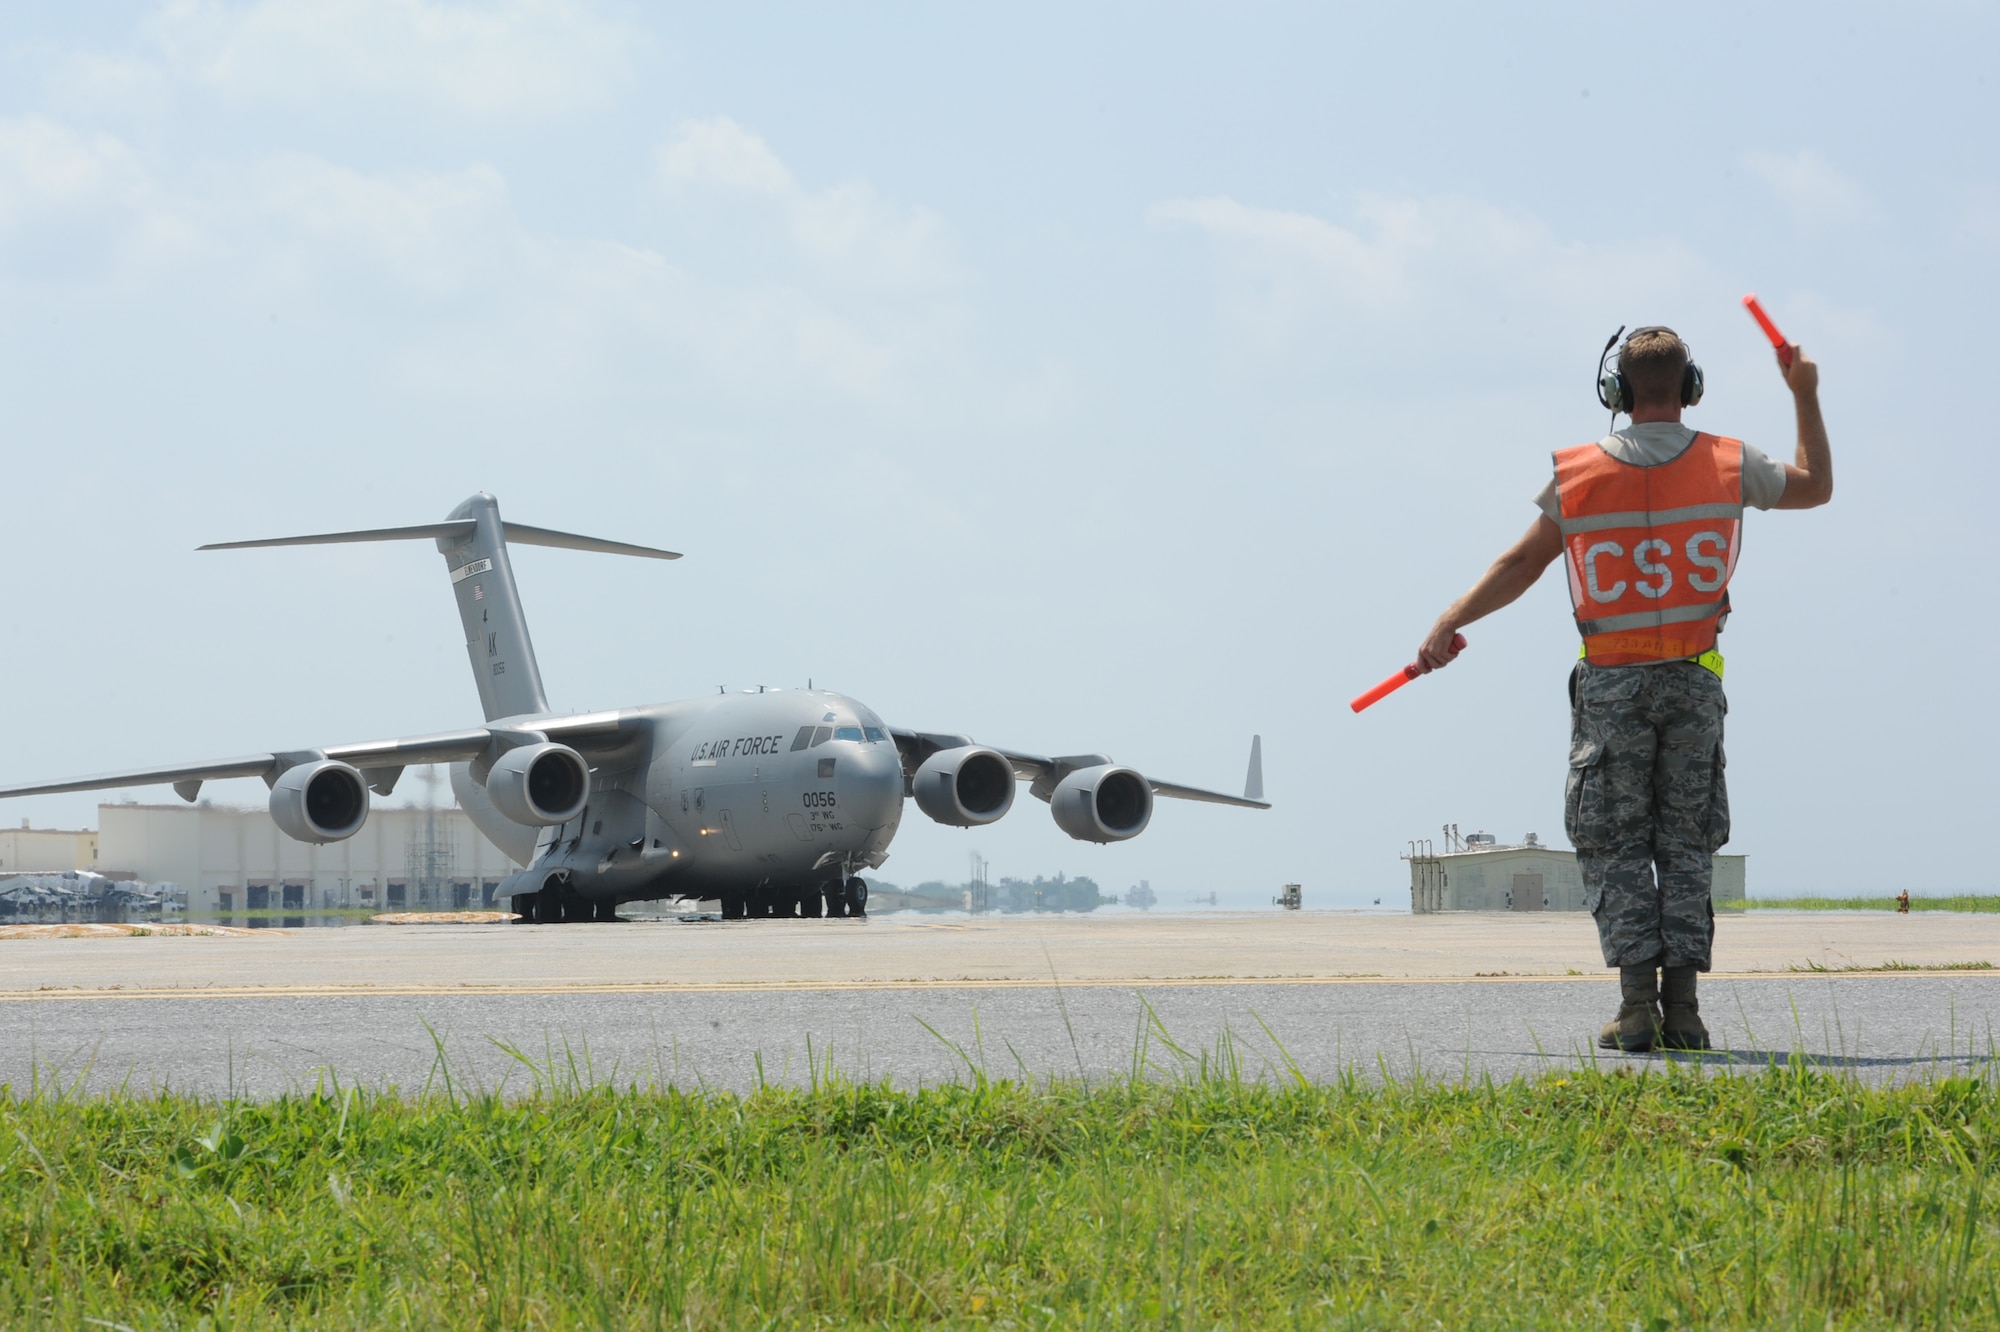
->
xmin=453 ymin=689 xmax=904 ymax=909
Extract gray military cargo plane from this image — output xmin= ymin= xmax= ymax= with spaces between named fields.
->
xmin=0 ymin=494 xmax=1268 ymax=921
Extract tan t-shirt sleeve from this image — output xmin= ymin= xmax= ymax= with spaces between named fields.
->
xmin=1740 ymin=443 xmax=1787 ymax=510
xmin=1534 ymin=477 xmax=1560 ymax=524
xmin=1535 ymin=443 xmax=1789 ymax=519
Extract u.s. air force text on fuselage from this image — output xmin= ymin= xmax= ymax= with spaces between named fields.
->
xmin=688 ymin=734 xmax=789 ymax=763
xmin=0 ymin=492 xmax=1267 ymax=924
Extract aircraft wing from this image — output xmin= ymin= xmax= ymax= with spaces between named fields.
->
xmin=890 ymin=730 xmax=1269 ymax=809
xmin=0 ymin=712 xmax=635 ymax=803
xmin=1142 ymin=777 xmax=1271 ymax=809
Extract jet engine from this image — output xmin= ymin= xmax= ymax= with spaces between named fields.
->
xmin=484 ymin=742 xmax=590 ymax=826
xmin=1049 ymin=764 xmax=1153 ymax=843
xmin=912 ymin=746 xmax=1016 ymax=827
xmin=269 ymin=760 xmax=369 ymax=844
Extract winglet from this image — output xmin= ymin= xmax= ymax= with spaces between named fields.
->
xmin=1244 ymin=735 xmax=1264 ymax=803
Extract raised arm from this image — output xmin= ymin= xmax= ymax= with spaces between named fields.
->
xmin=1773 ymin=345 xmax=1832 ymax=510
xmin=1418 ymin=515 xmax=1565 ymax=670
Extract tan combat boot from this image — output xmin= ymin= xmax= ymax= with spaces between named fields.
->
xmin=1597 ymin=964 xmax=1661 ymax=1052
xmin=1659 ymin=965 xmax=1711 ymax=1051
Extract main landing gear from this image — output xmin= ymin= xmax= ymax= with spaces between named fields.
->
xmin=715 ymin=879 xmax=867 ymax=920
xmin=515 ymin=878 xmax=869 ymax=923
xmin=510 ymin=890 xmax=618 ymax=923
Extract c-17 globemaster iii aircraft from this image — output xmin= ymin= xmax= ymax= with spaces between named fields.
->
xmin=0 ymin=494 xmax=1268 ymax=922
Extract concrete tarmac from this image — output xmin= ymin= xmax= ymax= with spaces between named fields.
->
xmin=5 ymin=909 xmax=1997 ymax=993
xmin=4 ymin=912 xmax=1997 ymax=1096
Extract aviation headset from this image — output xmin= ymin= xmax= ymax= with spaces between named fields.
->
xmin=1595 ymin=324 xmax=1704 ymax=416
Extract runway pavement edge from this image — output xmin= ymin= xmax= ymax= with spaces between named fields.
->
xmin=4 ymin=968 xmax=1998 ymax=1002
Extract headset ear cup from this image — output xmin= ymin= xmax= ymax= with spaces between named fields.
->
xmin=1683 ymin=362 xmax=1704 ymax=407
xmin=1601 ymin=370 xmax=1630 ymax=414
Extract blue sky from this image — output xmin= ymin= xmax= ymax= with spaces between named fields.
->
xmin=1 ymin=1 xmax=1993 ymax=905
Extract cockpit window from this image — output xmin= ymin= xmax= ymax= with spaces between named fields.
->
xmin=809 ymin=726 xmax=832 ymax=747
xmin=834 ymin=726 xmax=864 ymax=742
xmin=790 ymin=726 xmax=814 ymax=752
xmin=864 ymin=726 xmax=888 ymax=743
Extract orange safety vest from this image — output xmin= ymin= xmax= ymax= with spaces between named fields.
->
xmin=1553 ymin=433 xmax=1744 ymax=666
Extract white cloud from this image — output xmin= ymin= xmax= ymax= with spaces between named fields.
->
xmin=41 ymin=52 xmax=177 ymax=119
xmin=247 ymin=155 xmax=518 ymax=296
xmin=0 ymin=113 xmax=960 ymax=405
xmin=656 ymin=117 xmax=960 ymax=293
xmin=0 ymin=115 xmax=523 ymax=294
xmin=1742 ymin=149 xmax=1877 ymax=228
xmin=0 ymin=116 xmax=203 ymax=277
xmin=0 ymin=116 xmax=153 ymax=218
xmin=142 ymin=0 xmax=636 ymax=118
xmin=1150 ymin=192 xmax=1708 ymax=364
xmin=656 ymin=116 xmax=796 ymax=198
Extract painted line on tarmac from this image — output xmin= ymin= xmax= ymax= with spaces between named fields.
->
xmin=3 ymin=970 xmax=1996 ymax=1003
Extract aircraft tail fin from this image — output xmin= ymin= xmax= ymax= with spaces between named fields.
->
xmin=437 ymin=494 xmax=552 ymax=721
xmin=201 ymin=493 xmax=680 ymax=722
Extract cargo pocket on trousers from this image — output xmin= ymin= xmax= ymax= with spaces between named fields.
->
xmin=1703 ymin=744 xmax=1730 ymax=852
xmin=1564 ymin=738 xmax=1605 ymax=852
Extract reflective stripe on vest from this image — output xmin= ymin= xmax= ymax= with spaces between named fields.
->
xmin=1553 ymin=433 xmax=1745 ymax=666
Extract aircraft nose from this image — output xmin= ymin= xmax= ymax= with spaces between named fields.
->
xmin=840 ymin=744 xmax=903 ymax=824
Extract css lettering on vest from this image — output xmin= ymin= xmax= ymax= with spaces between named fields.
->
xmin=1554 ymin=433 xmax=1745 ymax=665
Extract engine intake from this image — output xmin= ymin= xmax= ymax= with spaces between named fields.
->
xmin=485 ymin=743 xmax=590 ymax=826
xmin=912 ymin=746 xmax=1016 ymax=827
xmin=1050 ymin=764 xmax=1153 ymax=843
xmin=269 ymin=760 xmax=369 ymax=843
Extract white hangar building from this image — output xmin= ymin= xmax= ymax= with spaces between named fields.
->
xmin=1406 ymin=831 xmax=1745 ymax=914
xmin=99 ymin=800 xmax=523 ymax=916
xmin=0 ymin=821 xmax=99 ymax=874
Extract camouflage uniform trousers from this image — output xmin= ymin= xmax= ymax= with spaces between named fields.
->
xmin=1564 ymin=660 xmax=1730 ymax=971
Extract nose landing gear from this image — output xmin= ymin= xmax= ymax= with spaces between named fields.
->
xmin=818 ymin=875 xmax=869 ymax=918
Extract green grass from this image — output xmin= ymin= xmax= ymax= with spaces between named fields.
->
xmin=1726 ymin=894 xmax=2000 ymax=913
xmin=9 ymin=1053 xmax=2000 ymax=1329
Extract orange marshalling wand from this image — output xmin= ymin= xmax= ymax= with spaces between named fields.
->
xmin=1350 ymin=633 xmax=1466 ymax=713
xmin=1741 ymin=294 xmax=1794 ymax=369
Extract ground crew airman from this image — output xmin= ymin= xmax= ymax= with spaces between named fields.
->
xmin=1415 ymin=325 xmax=1832 ymax=1052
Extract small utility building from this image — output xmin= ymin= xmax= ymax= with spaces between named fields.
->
xmin=1407 ymin=831 xmax=1744 ymax=914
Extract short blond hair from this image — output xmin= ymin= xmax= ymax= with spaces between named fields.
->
xmin=1621 ymin=328 xmax=1689 ymax=406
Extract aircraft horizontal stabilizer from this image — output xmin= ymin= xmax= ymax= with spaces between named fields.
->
xmin=199 ymin=521 xmax=476 ymax=551
xmin=499 ymin=523 xmax=680 ymax=561
xmin=200 ymin=520 xmax=680 ymax=561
